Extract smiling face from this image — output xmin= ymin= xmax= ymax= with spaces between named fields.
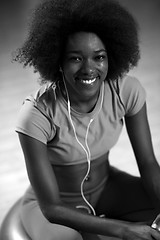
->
xmin=61 ymin=32 xmax=108 ymax=103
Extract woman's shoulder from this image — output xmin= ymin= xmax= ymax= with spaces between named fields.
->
xmin=25 ymin=82 xmax=57 ymax=114
xmin=104 ymin=75 xmax=146 ymax=117
xmin=27 ymin=82 xmax=56 ymax=105
xmin=119 ymin=74 xmax=142 ymax=89
xmin=17 ymin=81 xmax=59 ymax=125
xmin=104 ymin=74 xmax=145 ymax=98
xmin=119 ymin=75 xmax=146 ymax=116
xmin=119 ymin=74 xmax=146 ymax=101
xmin=16 ymin=82 xmax=57 ymax=143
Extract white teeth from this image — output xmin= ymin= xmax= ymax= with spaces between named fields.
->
xmin=81 ymin=78 xmax=96 ymax=84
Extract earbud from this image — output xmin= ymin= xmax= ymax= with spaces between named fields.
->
xmin=59 ymin=66 xmax=63 ymax=72
xmin=90 ymin=119 xmax=94 ymax=123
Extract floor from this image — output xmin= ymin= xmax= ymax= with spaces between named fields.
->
xmin=0 ymin=0 xmax=160 ymax=225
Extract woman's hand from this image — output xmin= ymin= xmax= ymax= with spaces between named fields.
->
xmin=123 ymin=223 xmax=160 ymax=240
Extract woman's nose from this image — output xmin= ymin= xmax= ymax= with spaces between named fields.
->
xmin=80 ymin=59 xmax=95 ymax=75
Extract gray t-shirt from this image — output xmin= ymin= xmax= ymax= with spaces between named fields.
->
xmin=15 ymin=75 xmax=146 ymax=166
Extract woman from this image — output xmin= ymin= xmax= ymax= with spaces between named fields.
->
xmin=14 ymin=0 xmax=160 ymax=239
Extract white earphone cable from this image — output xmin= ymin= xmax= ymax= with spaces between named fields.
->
xmin=67 ymin=100 xmax=96 ymax=215
xmin=60 ymin=69 xmax=104 ymax=216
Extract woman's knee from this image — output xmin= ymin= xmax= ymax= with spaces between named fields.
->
xmin=43 ymin=227 xmax=83 ymax=240
xmin=20 ymin=201 xmax=83 ymax=240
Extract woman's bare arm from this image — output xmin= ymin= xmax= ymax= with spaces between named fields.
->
xmin=125 ymin=103 xmax=160 ymax=208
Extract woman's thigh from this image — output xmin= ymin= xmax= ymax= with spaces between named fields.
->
xmin=81 ymin=232 xmax=121 ymax=240
xmin=95 ymin=167 xmax=159 ymax=223
xmin=20 ymin=200 xmax=83 ymax=240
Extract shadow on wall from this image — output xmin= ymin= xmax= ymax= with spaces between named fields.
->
xmin=118 ymin=0 xmax=160 ymax=71
xmin=0 ymin=0 xmax=40 ymax=54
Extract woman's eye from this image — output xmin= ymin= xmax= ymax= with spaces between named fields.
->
xmin=69 ymin=56 xmax=82 ymax=62
xmin=95 ymin=55 xmax=106 ymax=61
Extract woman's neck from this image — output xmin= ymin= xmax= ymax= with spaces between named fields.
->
xmin=70 ymin=98 xmax=98 ymax=113
xmin=59 ymin=82 xmax=100 ymax=113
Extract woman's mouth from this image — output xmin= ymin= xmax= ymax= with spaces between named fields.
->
xmin=76 ymin=77 xmax=97 ymax=85
xmin=81 ymin=78 xmax=96 ymax=84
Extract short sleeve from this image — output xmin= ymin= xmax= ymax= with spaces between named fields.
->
xmin=120 ymin=76 xmax=146 ymax=117
xmin=15 ymin=100 xmax=55 ymax=144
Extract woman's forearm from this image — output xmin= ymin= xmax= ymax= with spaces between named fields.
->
xmin=43 ymin=203 xmax=129 ymax=238
xmin=140 ymin=159 xmax=160 ymax=206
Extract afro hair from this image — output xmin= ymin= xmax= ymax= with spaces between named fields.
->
xmin=14 ymin=0 xmax=140 ymax=83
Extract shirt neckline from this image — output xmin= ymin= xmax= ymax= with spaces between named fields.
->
xmin=56 ymin=81 xmax=104 ymax=118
